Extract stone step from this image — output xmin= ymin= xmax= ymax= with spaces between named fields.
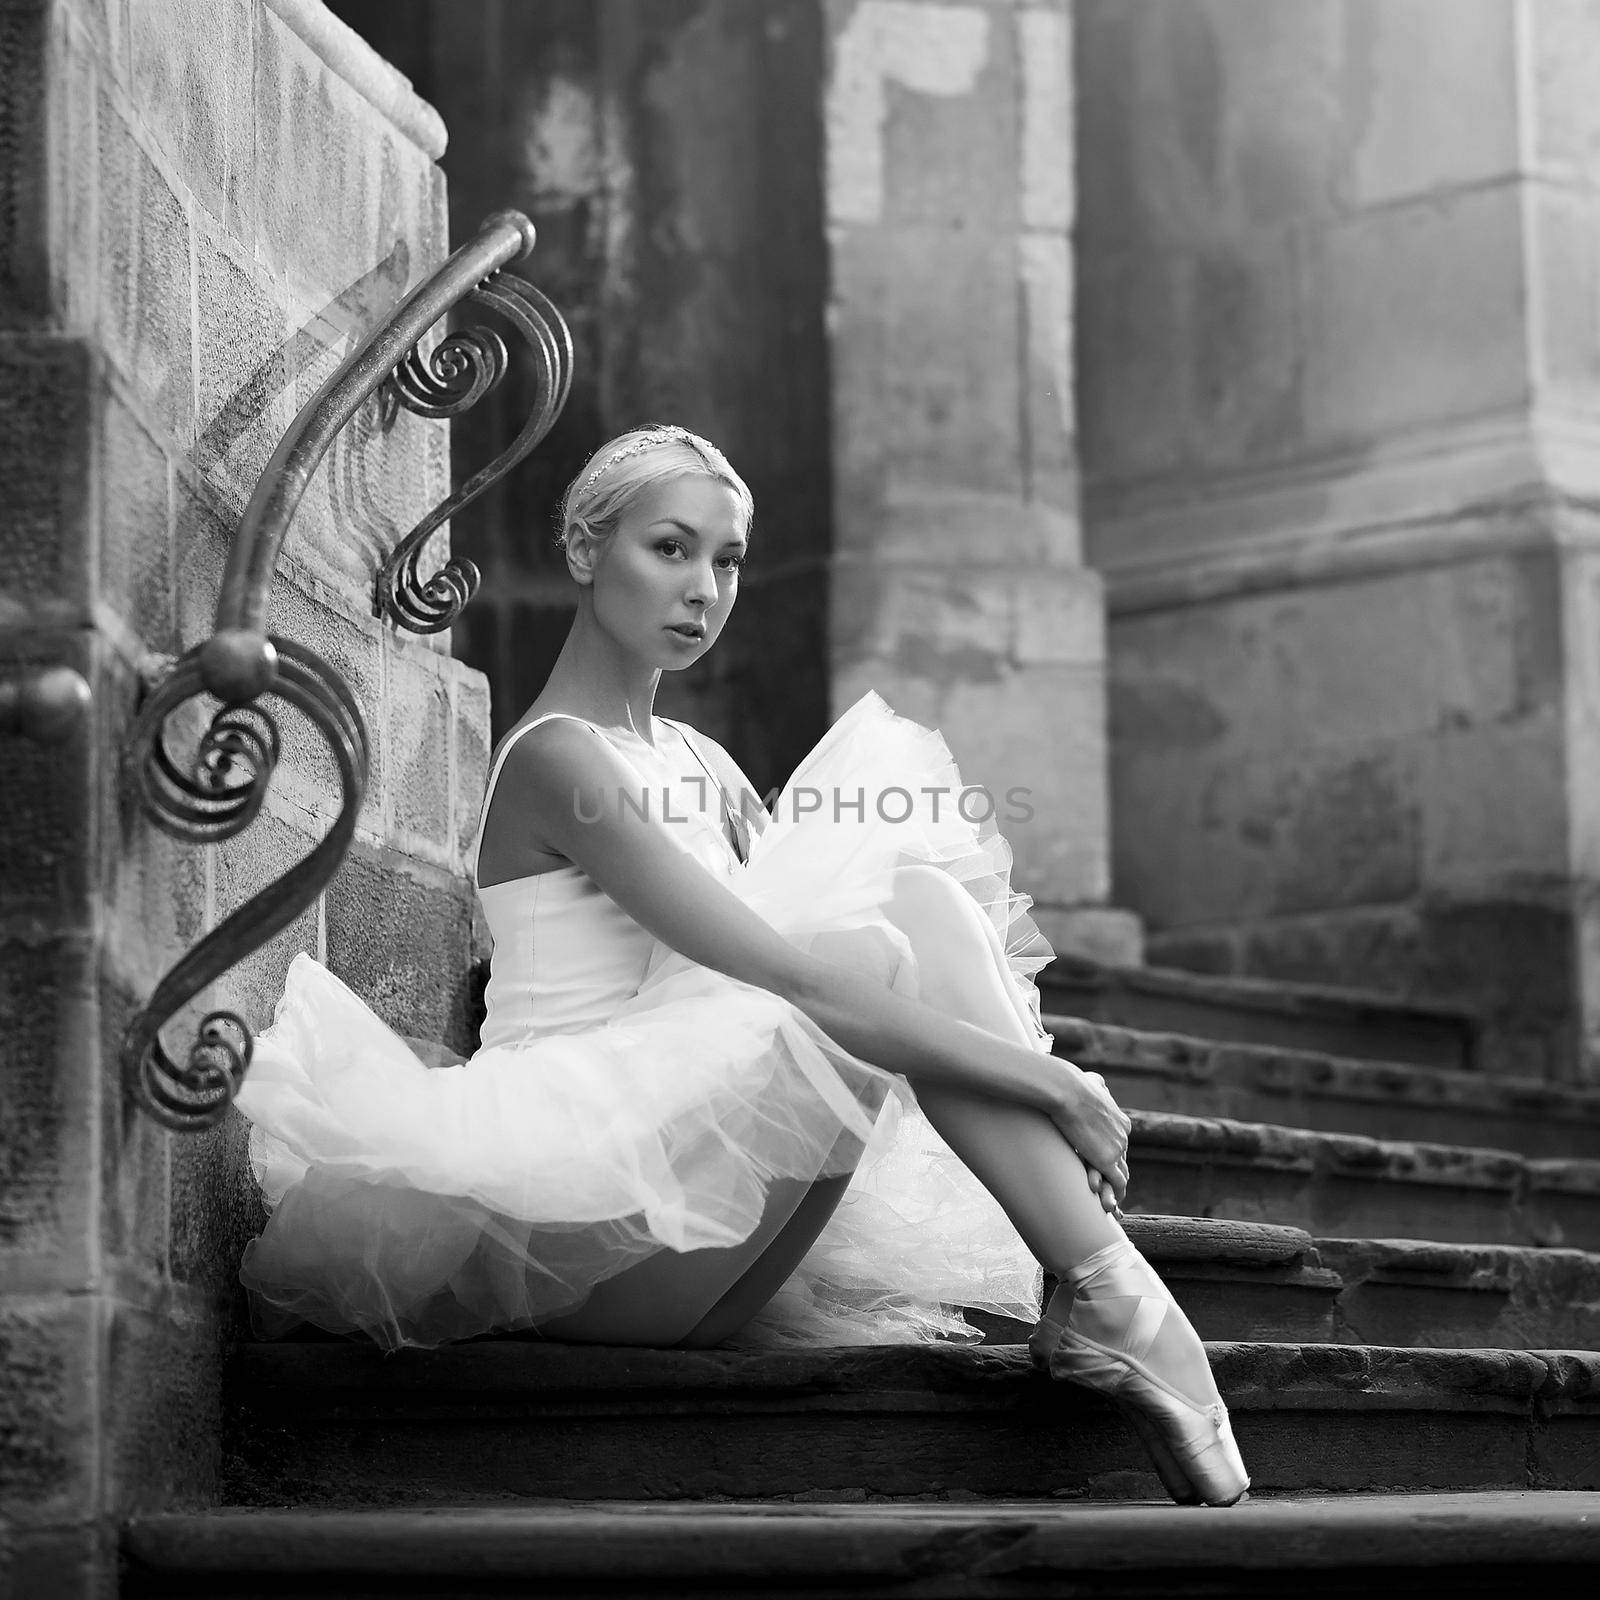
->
xmin=121 ymin=1491 xmax=1600 ymax=1599
xmin=1114 ymin=1215 xmax=1600 ymax=1349
xmin=1040 ymin=957 xmax=1476 ymax=1072
xmin=1049 ymin=1015 xmax=1600 ymax=1159
xmin=1123 ymin=1109 xmax=1600 ymax=1247
xmin=223 ymin=1341 xmax=1600 ymax=1507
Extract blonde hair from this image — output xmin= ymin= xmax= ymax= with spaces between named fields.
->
xmin=556 ymin=424 xmax=753 ymax=551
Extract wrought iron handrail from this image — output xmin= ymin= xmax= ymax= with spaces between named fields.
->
xmin=122 ymin=209 xmax=573 ymax=1131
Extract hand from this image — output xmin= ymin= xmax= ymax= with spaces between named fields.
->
xmin=1049 ymin=1064 xmax=1130 ymax=1210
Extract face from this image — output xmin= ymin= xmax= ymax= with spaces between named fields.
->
xmin=579 ymin=474 xmax=747 ymax=667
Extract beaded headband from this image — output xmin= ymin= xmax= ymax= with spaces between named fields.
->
xmin=574 ymin=424 xmax=712 ymax=504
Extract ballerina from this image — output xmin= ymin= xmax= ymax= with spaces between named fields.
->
xmin=234 ymin=423 xmax=1249 ymax=1505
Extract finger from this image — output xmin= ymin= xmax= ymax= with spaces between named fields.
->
xmin=1084 ymin=1165 xmax=1103 ymax=1193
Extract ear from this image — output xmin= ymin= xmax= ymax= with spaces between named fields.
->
xmin=564 ymin=524 xmax=602 ymax=587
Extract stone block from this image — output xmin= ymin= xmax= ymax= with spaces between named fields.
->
xmin=99 ymin=389 xmax=174 ymax=651
xmin=1076 ymin=248 xmax=1190 ymax=487
xmin=0 ymin=935 xmax=96 ymax=1278
xmin=64 ymin=0 xmax=126 ymax=73
xmin=46 ymin=5 xmax=99 ymax=334
xmin=1013 ymin=566 xmax=1103 ymax=666
xmin=1017 ymin=4 xmax=1070 ymax=231
xmin=1531 ymin=186 xmax=1600 ymax=411
xmin=1034 ymin=904 xmax=1143 ymax=967
xmin=1109 ymin=559 xmax=1525 ymax=762
xmin=1185 ymin=234 xmax=1302 ymax=472
xmin=211 ymin=809 xmax=323 ymax=1033
xmin=1529 ymin=0 xmax=1600 ymax=187
xmin=257 ymin=573 xmax=385 ymax=839
xmin=1018 ymin=231 xmax=1077 ymax=525
xmin=827 ymin=0 xmax=1011 ymax=228
xmin=104 ymin=1289 xmax=226 ymax=1514
xmin=128 ymin=0 xmax=251 ymax=232
xmin=1113 ymin=741 xmax=1421 ymax=930
xmin=0 ymin=1 xmax=48 ymax=328
xmin=0 ymin=1520 xmax=107 ymax=1600
xmin=168 ymin=1107 xmax=259 ymax=1292
xmin=384 ymin=643 xmax=452 ymax=861
xmin=172 ymin=474 xmax=230 ymax=649
xmin=96 ymin=94 xmax=193 ymax=445
xmin=0 ymin=335 xmax=93 ymax=617
xmin=1303 ymin=184 xmax=1526 ymax=448
xmin=324 ymin=845 xmax=475 ymax=1052
xmin=829 ymin=223 xmax=1023 ymax=539
xmin=451 ymin=664 xmax=492 ymax=870
xmin=96 ymin=975 xmax=168 ymax=1286
xmin=0 ymin=1294 xmax=97 ymax=1516
xmin=0 ymin=627 xmax=94 ymax=926
xmin=253 ymin=2 xmax=441 ymax=304
xmin=193 ymin=220 xmax=291 ymax=519
xmin=1417 ymin=717 xmax=1568 ymax=891
xmin=1343 ymin=0 xmax=1518 ymax=206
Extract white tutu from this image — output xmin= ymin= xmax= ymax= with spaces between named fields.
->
xmin=236 ymin=692 xmax=1050 ymax=1350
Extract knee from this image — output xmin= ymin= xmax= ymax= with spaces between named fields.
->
xmin=887 ymin=864 xmax=992 ymax=945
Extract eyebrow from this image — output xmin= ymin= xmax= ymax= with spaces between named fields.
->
xmin=650 ymin=517 xmax=748 ymax=551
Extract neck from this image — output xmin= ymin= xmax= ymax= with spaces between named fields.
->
xmin=537 ymin=604 xmax=663 ymax=738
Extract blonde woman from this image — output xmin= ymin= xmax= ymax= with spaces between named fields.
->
xmin=237 ymin=424 xmax=1249 ymax=1506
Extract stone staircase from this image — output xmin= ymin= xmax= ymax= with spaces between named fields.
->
xmin=121 ymin=965 xmax=1600 ymax=1597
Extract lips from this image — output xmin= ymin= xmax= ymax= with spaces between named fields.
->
xmin=666 ymin=624 xmax=705 ymax=640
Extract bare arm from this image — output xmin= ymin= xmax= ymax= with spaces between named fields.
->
xmin=502 ymin=722 xmax=1131 ymax=1192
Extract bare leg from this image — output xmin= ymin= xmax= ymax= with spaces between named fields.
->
xmin=881 ymin=866 xmax=1125 ymax=1274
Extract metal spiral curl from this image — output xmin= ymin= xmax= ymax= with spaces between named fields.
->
xmin=121 ymin=638 xmax=369 ymax=1133
xmin=376 ymin=271 xmax=574 ymax=633
xmin=390 ymin=325 xmax=509 ymax=419
xmin=131 ymin=665 xmax=282 ymax=845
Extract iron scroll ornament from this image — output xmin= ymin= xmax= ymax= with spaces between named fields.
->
xmin=375 ymin=272 xmax=572 ymax=631
xmin=121 ymin=211 xmax=572 ymax=1131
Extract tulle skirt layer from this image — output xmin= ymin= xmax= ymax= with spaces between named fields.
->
xmin=236 ymin=692 xmax=1051 ymax=1351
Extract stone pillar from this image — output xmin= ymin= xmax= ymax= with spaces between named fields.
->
xmin=1078 ymin=0 xmax=1600 ymax=1080
xmin=823 ymin=0 xmax=1130 ymax=961
xmin=0 ymin=2 xmax=485 ymax=1588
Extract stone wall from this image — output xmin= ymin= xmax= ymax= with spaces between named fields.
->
xmin=0 ymin=1 xmax=484 ymax=1589
xmin=822 ymin=0 xmax=1127 ymax=959
xmin=328 ymin=0 xmax=836 ymax=796
xmin=1078 ymin=0 xmax=1600 ymax=1077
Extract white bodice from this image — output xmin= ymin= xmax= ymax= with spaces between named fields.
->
xmin=470 ymin=713 xmax=742 ymax=1048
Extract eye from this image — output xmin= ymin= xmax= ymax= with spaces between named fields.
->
xmin=716 ymin=553 xmax=745 ymax=573
xmin=655 ymin=539 xmax=686 ymax=559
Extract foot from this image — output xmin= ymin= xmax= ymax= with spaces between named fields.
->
xmin=1029 ymin=1239 xmax=1250 ymax=1507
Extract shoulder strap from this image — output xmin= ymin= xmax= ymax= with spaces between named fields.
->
xmin=472 ymin=712 xmax=606 ymax=886
xmin=660 ymin=718 xmax=748 ymax=865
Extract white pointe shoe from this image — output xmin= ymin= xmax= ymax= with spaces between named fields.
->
xmin=1028 ymin=1239 xmax=1251 ymax=1507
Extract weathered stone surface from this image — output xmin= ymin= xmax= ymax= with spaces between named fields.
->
xmin=96 ymin=93 xmax=193 ymax=445
xmin=1047 ymin=1008 xmax=1600 ymax=1157
xmin=0 ymin=628 xmax=94 ymax=927
xmin=1121 ymin=1107 xmax=1600 ymax=1248
xmin=0 ymin=1296 xmax=97 ymax=1514
xmin=0 ymin=935 xmax=96 ymax=1277
xmin=253 ymin=2 xmax=441 ymax=302
xmin=120 ymin=1491 xmax=1600 ymax=1595
xmin=384 ymin=643 xmax=452 ymax=862
xmin=212 ymin=810 xmax=323 ymax=1033
xmin=0 ymin=1 xmax=49 ymax=329
xmin=128 ymin=0 xmax=252 ymax=231
xmin=193 ymin=220 xmax=292 ymax=518
xmin=99 ymin=389 xmax=174 ymax=650
xmin=224 ymin=1339 xmax=1600 ymax=1505
xmin=0 ymin=336 xmax=93 ymax=617
xmin=451 ymin=663 xmax=492 ymax=870
xmin=323 ymin=844 xmax=475 ymax=1051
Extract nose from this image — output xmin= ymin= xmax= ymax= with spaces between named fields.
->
xmin=684 ymin=558 xmax=718 ymax=609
